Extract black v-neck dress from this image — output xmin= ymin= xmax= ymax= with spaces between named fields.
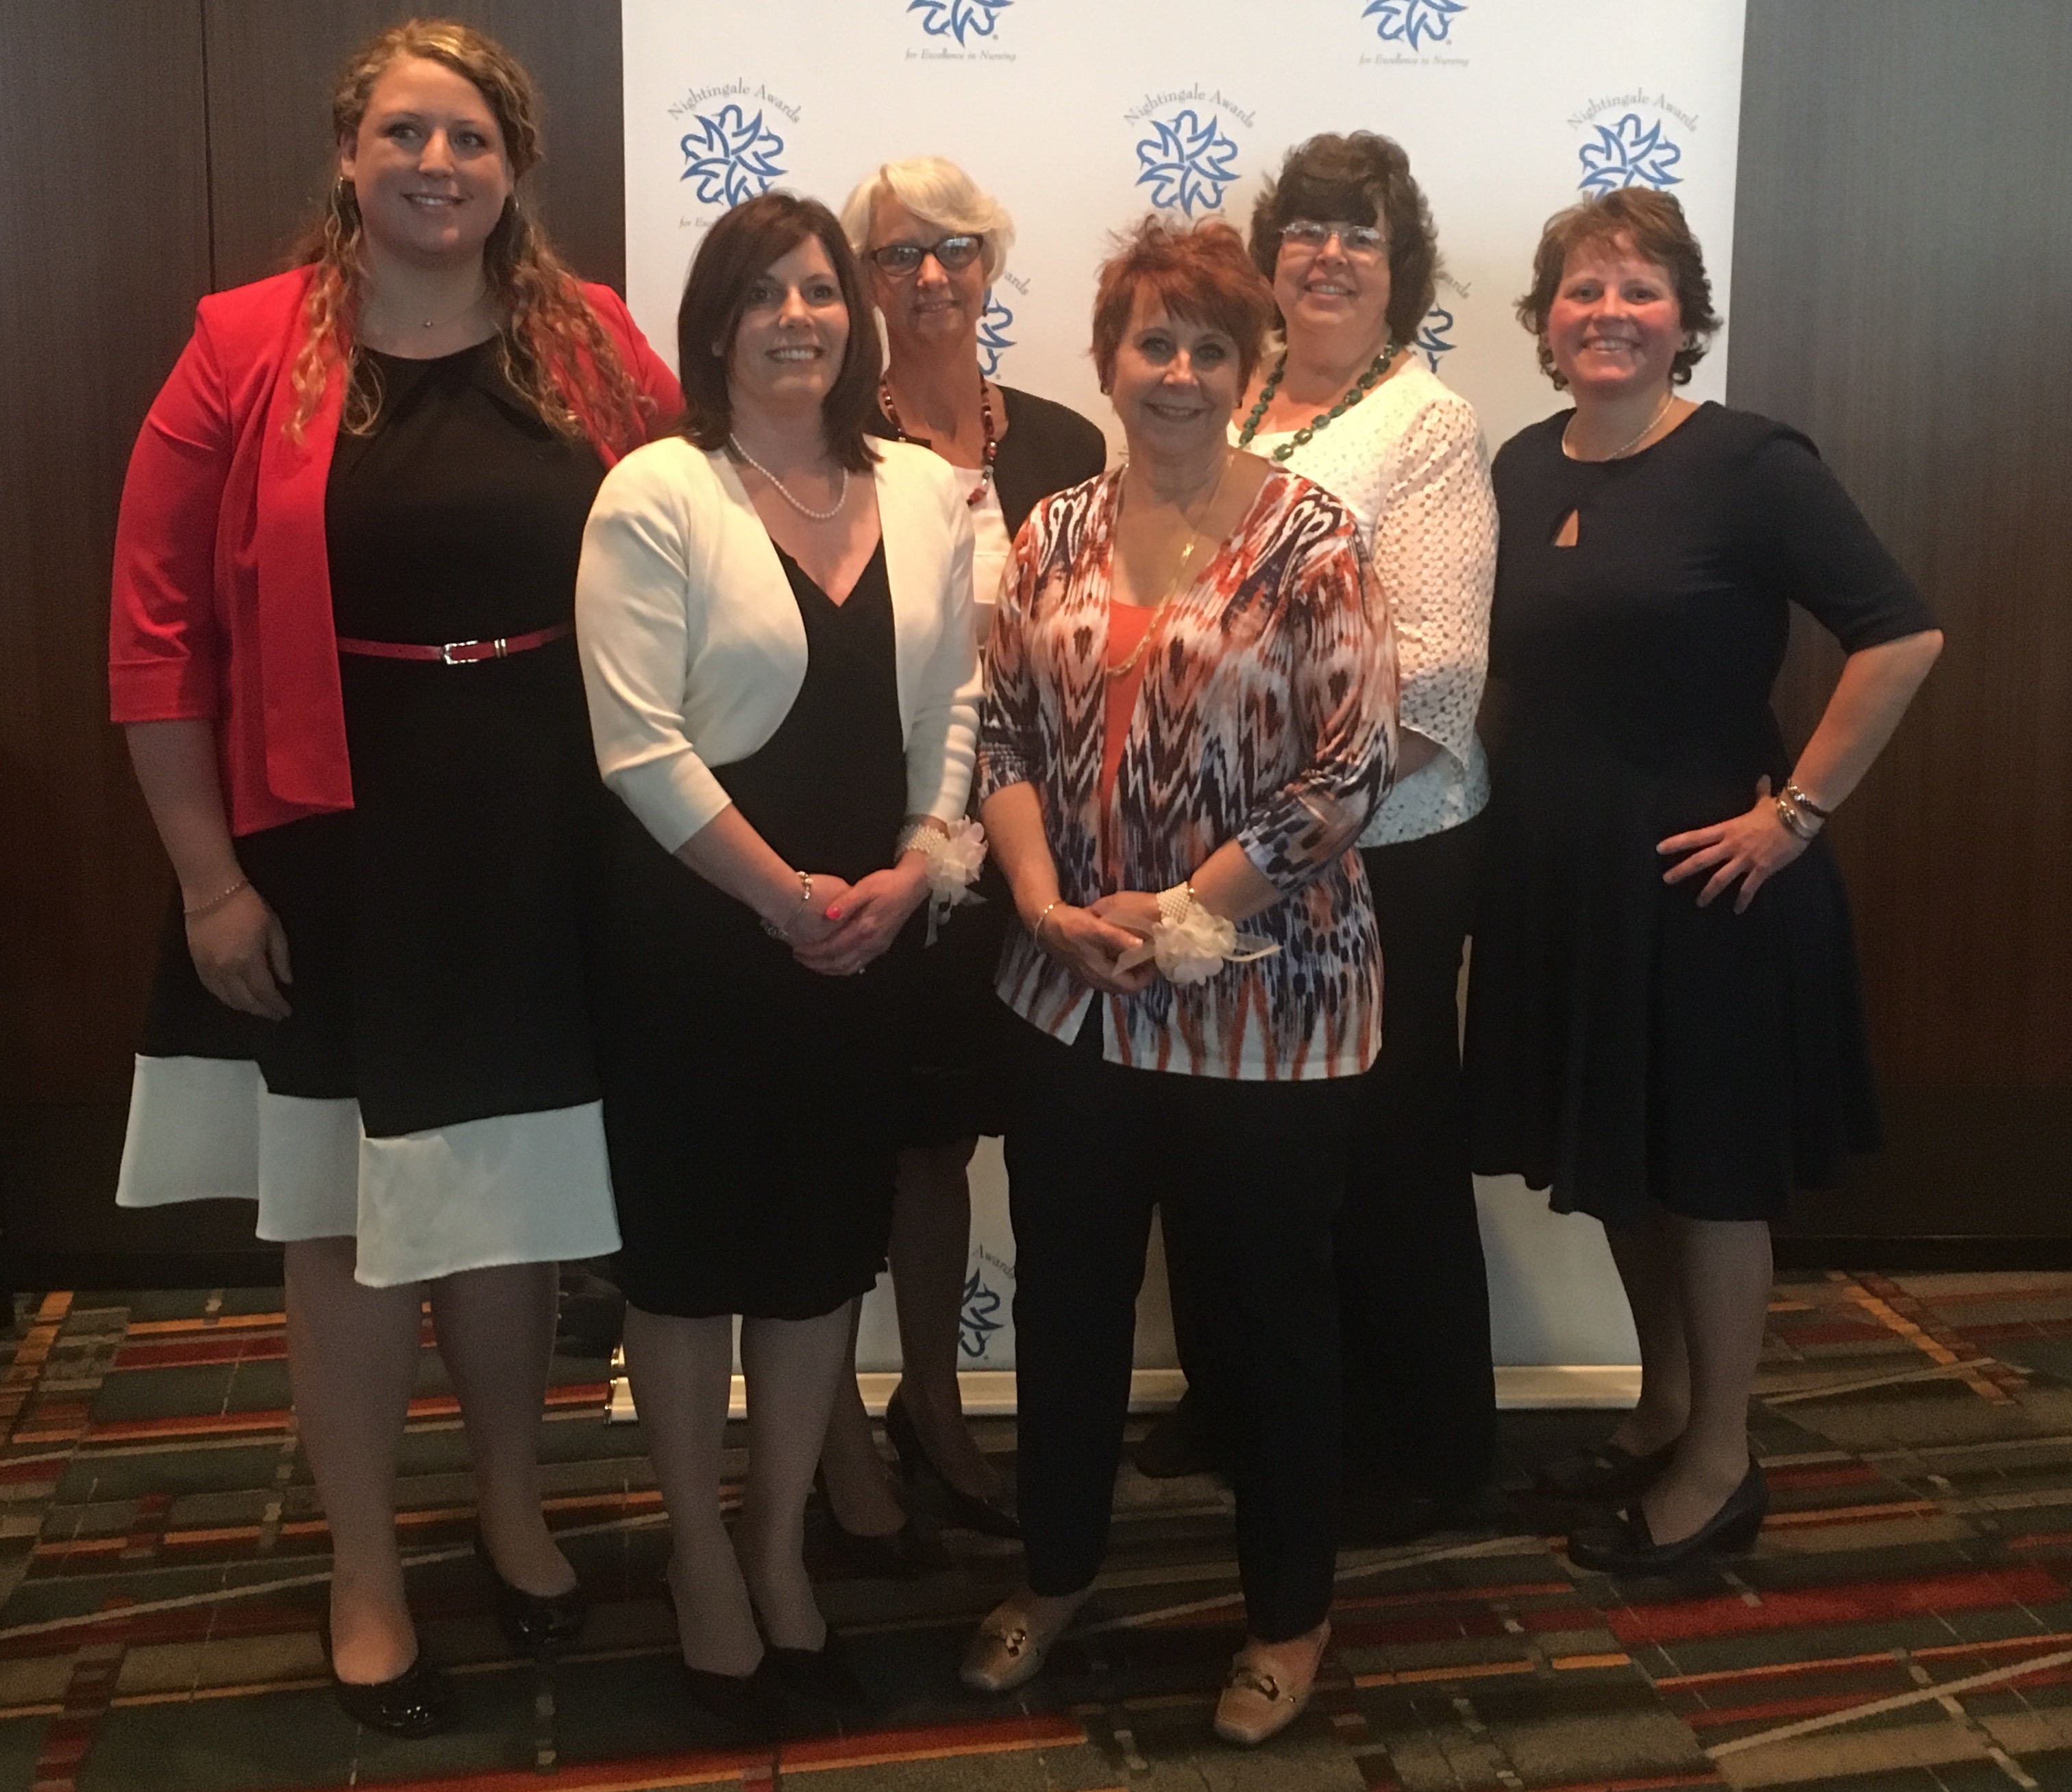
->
xmin=1465 ymin=404 xmax=1936 ymax=1223
xmin=592 ymin=540 xmax=916 ymax=1319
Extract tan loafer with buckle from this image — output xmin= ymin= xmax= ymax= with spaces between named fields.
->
xmin=959 ymin=1590 xmax=1084 ymax=1694
xmin=1213 ymin=1620 xmax=1330 ymax=1746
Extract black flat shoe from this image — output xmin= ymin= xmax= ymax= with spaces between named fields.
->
xmin=475 ymin=1526 xmax=587 ymax=1654
xmin=332 ymin=1653 xmax=453 ymax=1738
xmin=1534 ymin=1436 xmax=1681 ymax=1504
xmin=1133 ymin=1403 xmax=1231 ymax=1480
xmin=765 ymin=1631 xmax=868 ymax=1707
xmin=883 ymin=1386 xmax=1020 ymax=1539
xmin=681 ymin=1658 xmax=800 ymax=1740
xmin=1567 ymin=1463 xmax=1768 ymax=1574
xmin=1340 ymin=1484 xmax=1478 ymax=1548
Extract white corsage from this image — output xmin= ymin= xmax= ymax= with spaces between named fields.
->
xmin=898 ymin=817 xmax=988 ymax=944
xmin=1120 ymin=882 xmax=1280 ymax=986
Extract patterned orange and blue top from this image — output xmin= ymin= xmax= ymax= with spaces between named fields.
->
xmin=978 ymin=466 xmax=1398 ymax=1081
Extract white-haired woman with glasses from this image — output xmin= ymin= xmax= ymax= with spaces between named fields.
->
xmin=806 ymin=159 xmax=1106 ymax=1567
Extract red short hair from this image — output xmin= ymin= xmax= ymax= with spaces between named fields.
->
xmin=1090 ymin=216 xmax=1275 ymax=393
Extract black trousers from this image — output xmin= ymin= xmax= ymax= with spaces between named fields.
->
xmin=1005 ymin=1013 xmax=1355 ymax=1643
xmin=1167 ymin=815 xmax=1496 ymax=1498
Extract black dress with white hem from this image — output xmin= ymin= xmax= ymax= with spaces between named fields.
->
xmin=593 ymin=539 xmax=917 ymax=1321
xmin=119 ymin=341 xmax=624 ymax=1286
xmin=1466 ymin=403 xmax=1937 ymax=1226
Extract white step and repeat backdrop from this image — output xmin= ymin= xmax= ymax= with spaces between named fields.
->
xmin=619 ymin=0 xmax=1748 ymax=1386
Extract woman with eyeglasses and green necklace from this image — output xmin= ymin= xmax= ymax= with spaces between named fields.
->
xmin=1138 ymin=132 xmax=1502 ymax=1550
xmin=812 ymin=160 xmax=1107 ymax=1568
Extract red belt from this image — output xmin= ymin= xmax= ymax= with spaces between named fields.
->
xmin=334 ymin=621 xmax=574 ymax=664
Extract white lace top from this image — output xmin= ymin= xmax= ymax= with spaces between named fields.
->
xmin=1237 ymin=360 xmax=1496 ymax=847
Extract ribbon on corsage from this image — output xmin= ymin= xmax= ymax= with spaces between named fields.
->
xmin=1114 ymin=883 xmax=1279 ymax=986
xmin=900 ymin=817 xmax=987 ymax=945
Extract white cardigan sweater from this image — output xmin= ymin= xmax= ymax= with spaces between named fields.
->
xmin=576 ymin=436 xmax=979 ymax=854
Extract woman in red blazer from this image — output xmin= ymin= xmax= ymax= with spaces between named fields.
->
xmin=108 ymin=21 xmax=680 ymax=1737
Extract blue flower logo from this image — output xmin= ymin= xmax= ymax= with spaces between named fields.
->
xmin=1416 ymin=304 xmax=1455 ymax=371
xmin=977 ymin=291 xmax=1015 ymax=377
xmin=1362 ymin=0 xmax=1466 ymax=50
xmin=959 ymin=1270 xmax=1004 ymax=1360
xmin=909 ymin=0 xmax=1011 ymax=45
xmin=1135 ymin=110 xmax=1242 ymax=218
xmin=1577 ymin=113 xmax=1683 ymax=195
xmin=679 ymin=105 xmax=786 ymax=208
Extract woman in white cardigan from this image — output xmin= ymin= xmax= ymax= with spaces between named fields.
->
xmin=576 ymin=192 xmax=977 ymax=1737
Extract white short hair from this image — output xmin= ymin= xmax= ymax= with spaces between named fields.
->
xmin=839 ymin=157 xmax=1015 ymax=285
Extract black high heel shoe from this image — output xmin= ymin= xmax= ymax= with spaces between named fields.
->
xmin=1533 ymin=1436 xmax=1681 ymax=1505
xmin=765 ymin=1630 xmax=868 ymax=1707
xmin=681 ymin=1658 xmax=802 ymax=1740
xmin=474 ymin=1525 xmax=588 ymax=1654
xmin=883 ymin=1386 xmax=1020 ymax=1539
xmin=1566 ymin=1463 xmax=1768 ymax=1574
xmin=331 ymin=1652 xmax=453 ymax=1738
xmin=813 ymin=1471 xmax=949 ymax=1579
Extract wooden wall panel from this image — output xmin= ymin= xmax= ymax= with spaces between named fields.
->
xmin=202 ymin=0 xmax=626 ymax=293
xmin=0 ymin=1 xmax=209 ymax=1108
xmin=1733 ymin=0 xmax=2072 ymax=1239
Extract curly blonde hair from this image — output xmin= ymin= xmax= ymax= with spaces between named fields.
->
xmin=287 ymin=18 xmax=650 ymax=449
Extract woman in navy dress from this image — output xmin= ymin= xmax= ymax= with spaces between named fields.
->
xmin=1467 ymin=190 xmax=1942 ymax=1573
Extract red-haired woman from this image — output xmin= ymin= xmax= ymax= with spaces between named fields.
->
xmin=961 ymin=217 xmax=1396 ymax=1748
xmin=109 ymin=21 xmax=679 ymax=1737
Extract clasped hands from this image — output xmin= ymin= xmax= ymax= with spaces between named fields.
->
xmin=1656 ymin=775 xmax=1812 ymax=914
xmin=785 ymin=858 xmax=932 ymax=978
xmin=1030 ymin=891 xmax=1168 ymax=995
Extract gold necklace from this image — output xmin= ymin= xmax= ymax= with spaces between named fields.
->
xmin=1106 ymin=452 xmax=1231 ymax=681
xmin=360 ymin=278 xmax=489 ymax=345
xmin=1562 ymin=390 xmax=1674 ymax=462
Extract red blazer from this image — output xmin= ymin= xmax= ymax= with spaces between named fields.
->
xmin=109 ymin=266 xmax=684 ymax=835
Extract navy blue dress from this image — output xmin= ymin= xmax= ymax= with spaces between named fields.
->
xmin=1466 ymin=403 xmax=1936 ymax=1223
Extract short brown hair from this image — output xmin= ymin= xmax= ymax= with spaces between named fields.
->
xmin=677 ymin=192 xmax=882 ymax=472
xmin=1090 ymin=216 xmax=1276 ymax=393
xmin=1249 ymin=132 xmax=1439 ymax=344
xmin=1515 ymin=188 xmax=1721 ymax=388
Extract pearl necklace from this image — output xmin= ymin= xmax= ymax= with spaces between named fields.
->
xmin=1562 ymin=390 xmax=1674 ymax=462
xmin=1235 ymin=343 xmax=1402 ymax=460
xmin=727 ymin=434 xmax=849 ymax=521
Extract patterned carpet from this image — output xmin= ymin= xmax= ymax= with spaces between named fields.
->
xmin=7 ymin=1271 xmax=2072 ymax=1790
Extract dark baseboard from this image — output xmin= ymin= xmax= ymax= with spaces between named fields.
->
xmin=1772 ymin=1236 xmax=2072 ymax=1273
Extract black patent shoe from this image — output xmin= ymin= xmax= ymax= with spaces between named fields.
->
xmin=475 ymin=1526 xmax=587 ymax=1654
xmin=766 ymin=1631 xmax=868 ymax=1707
xmin=1567 ymin=1463 xmax=1768 ymax=1575
xmin=883 ymin=1387 xmax=1020 ymax=1539
xmin=332 ymin=1653 xmax=453 ymax=1737
xmin=1534 ymin=1436 xmax=1681 ymax=1504
xmin=681 ymin=1658 xmax=804 ymax=1740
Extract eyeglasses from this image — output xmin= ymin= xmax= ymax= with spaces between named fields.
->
xmin=867 ymin=235 xmax=984 ymax=275
xmin=1279 ymin=219 xmax=1387 ymax=260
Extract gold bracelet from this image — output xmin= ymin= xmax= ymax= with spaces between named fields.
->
xmin=182 ymin=876 xmax=251 ymax=919
xmin=1773 ymin=794 xmax=1818 ymax=841
xmin=761 ymin=871 xmax=815 ymax=939
xmin=1783 ymin=781 xmax=1832 ymax=821
xmin=1032 ymin=899 xmax=1062 ymax=945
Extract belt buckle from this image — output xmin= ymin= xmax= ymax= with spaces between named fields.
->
xmin=441 ymin=639 xmax=480 ymax=665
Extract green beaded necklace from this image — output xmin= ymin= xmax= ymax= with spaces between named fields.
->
xmin=1235 ymin=343 xmax=1403 ymax=460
